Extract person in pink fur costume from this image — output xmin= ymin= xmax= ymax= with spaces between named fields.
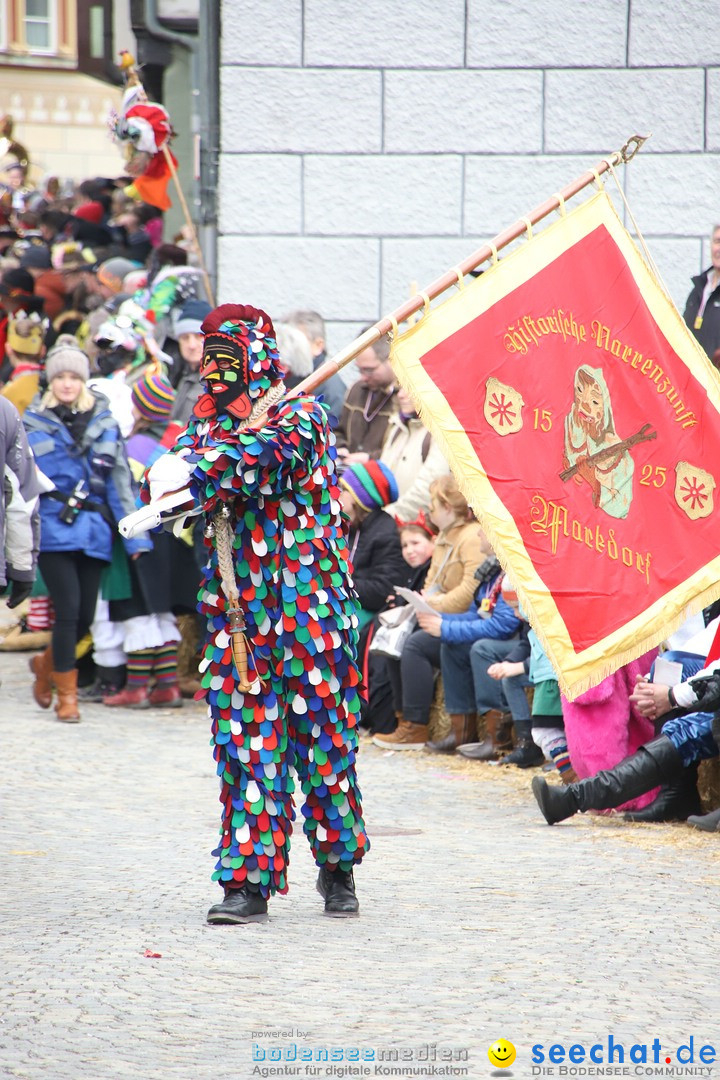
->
xmin=561 ymin=649 xmax=660 ymax=813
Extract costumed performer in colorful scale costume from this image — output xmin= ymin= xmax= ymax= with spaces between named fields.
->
xmin=139 ymin=303 xmax=369 ymax=923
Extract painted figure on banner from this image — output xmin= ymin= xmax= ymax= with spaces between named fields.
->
xmin=562 ymin=364 xmax=634 ymax=519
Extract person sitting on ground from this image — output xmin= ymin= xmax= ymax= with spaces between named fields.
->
xmin=531 ymin=648 xmax=719 ymax=828
xmin=338 ymin=460 xmax=406 ymax=633
xmin=416 ymin=550 xmax=521 ymax=757
xmin=371 ymin=475 xmax=485 ymax=751
xmin=361 ymin=510 xmax=437 ymax=736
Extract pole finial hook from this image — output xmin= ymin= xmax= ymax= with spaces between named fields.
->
xmin=619 ymin=134 xmax=650 ymax=163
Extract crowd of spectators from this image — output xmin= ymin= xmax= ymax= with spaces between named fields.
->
xmin=1 ymin=163 xmax=719 ymax=833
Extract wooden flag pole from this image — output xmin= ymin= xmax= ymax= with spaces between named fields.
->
xmin=289 ymin=134 xmax=649 ymax=399
xmin=118 ymin=53 xmax=215 ymax=305
xmin=159 ymin=142 xmax=215 ymax=305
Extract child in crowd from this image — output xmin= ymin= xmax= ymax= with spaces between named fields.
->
xmin=361 ymin=510 xmax=437 ymax=735
xmin=482 ymin=577 xmax=576 ymax=779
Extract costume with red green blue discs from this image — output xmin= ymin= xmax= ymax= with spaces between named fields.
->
xmin=142 ymin=304 xmax=369 ymax=898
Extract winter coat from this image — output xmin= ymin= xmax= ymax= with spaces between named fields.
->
xmin=380 ymin=411 xmax=449 ymax=521
xmin=114 ymin=421 xmax=200 ymax=617
xmin=439 ymin=573 xmax=520 ymax=644
xmin=424 ymin=519 xmax=484 ymax=614
xmin=348 ymin=507 xmax=406 ymax=617
xmin=23 ymin=392 xmax=149 ymax=562
xmin=683 ymin=268 xmax=720 ymax=362
xmin=0 ymin=396 xmax=40 ymax=589
xmin=335 ymin=379 xmax=397 ymax=458
xmin=34 ymin=270 xmax=67 ymax=321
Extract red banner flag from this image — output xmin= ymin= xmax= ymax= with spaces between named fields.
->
xmin=390 ymin=190 xmax=720 ymax=698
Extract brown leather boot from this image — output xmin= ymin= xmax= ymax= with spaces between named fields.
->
xmin=53 ymin=669 xmax=80 ymax=723
xmin=29 ymin=646 xmax=53 ymax=709
xmin=372 ymin=719 xmax=429 ymax=750
xmin=456 ymin=709 xmax=512 ymax=760
xmin=425 ymin=712 xmax=476 ymax=753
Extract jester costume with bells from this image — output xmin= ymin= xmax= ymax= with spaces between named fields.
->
xmin=141 ymin=304 xmax=369 ymax=923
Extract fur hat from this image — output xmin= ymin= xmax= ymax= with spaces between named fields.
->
xmin=341 ymin=461 xmax=398 ymax=511
xmin=131 ymin=371 xmax=175 ymax=420
xmin=45 ymin=345 xmax=90 ymax=383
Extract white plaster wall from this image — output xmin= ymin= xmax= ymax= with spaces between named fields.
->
xmin=218 ymin=0 xmax=716 ymax=355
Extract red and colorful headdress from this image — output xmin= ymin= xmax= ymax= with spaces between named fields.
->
xmin=194 ymin=303 xmax=283 ymax=421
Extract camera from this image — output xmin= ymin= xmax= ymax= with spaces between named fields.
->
xmin=58 ymin=480 xmax=89 ymax=524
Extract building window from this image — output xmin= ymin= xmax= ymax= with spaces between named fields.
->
xmin=24 ymin=0 xmax=56 ymax=53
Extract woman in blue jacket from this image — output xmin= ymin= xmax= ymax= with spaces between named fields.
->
xmin=24 ymin=344 xmax=149 ymax=721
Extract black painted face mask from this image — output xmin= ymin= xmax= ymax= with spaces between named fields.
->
xmin=198 ymin=332 xmax=252 ymax=419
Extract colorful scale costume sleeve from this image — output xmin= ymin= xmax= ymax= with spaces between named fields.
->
xmin=141 ymin=305 xmax=369 ymax=897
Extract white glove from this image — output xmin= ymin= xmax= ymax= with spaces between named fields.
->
xmin=147 ymin=453 xmax=194 ymax=502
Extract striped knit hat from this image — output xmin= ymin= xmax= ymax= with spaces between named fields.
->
xmin=341 ymin=460 xmax=398 ymax=511
xmin=131 ymin=371 xmax=175 ymax=420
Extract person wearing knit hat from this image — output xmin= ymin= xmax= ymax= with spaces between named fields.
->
xmin=23 ymin=339 xmax=151 ymax=723
xmin=96 ymin=257 xmax=140 ymax=299
xmin=131 ymin=370 xmax=175 ymax=423
xmin=338 ymin=460 xmax=406 ymax=633
xmin=340 ymin=459 xmax=399 ymax=513
xmin=170 ymin=298 xmax=212 ymax=426
xmin=102 ymin=368 xmax=192 ymax=713
xmin=45 ymin=345 xmax=90 ymax=384
xmin=174 ymin=297 xmax=212 ymax=339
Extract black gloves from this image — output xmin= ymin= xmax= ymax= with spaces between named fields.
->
xmin=3 ymin=579 xmax=33 ymax=609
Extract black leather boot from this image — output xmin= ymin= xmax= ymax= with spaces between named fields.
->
xmin=316 ymin=867 xmax=359 ymax=917
xmin=207 ymin=885 xmax=268 ymax=924
xmin=687 ymin=807 xmax=720 ymax=832
xmin=532 ymin=735 xmax=683 ymax=825
xmin=500 ymin=720 xmax=543 ymax=767
xmin=503 ymin=738 xmax=544 ymax=768
xmin=623 ymin=763 xmax=701 ymax=822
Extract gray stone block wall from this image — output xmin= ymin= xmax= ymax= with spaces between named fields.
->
xmin=218 ymin=0 xmax=716 ymax=356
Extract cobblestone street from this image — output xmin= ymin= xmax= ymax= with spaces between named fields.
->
xmin=1 ymin=641 xmax=719 ymax=1080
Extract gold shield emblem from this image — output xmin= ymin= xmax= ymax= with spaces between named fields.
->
xmin=674 ymin=461 xmax=716 ymax=520
xmin=484 ymin=377 xmax=524 ymax=436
